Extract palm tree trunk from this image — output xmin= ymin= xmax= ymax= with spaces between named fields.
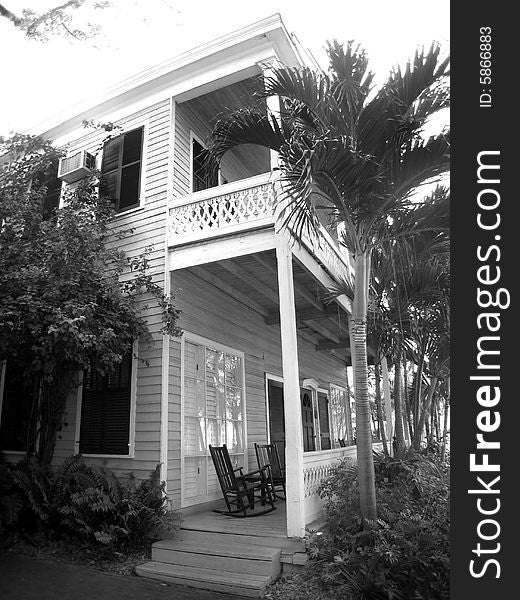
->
xmin=374 ymin=362 xmax=388 ymax=455
xmin=414 ymin=354 xmax=425 ymax=429
xmin=393 ymin=351 xmax=406 ymax=456
xmin=351 ymin=253 xmax=377 ymax=521
xmin=413 ymin=375 xmax=439 ymax=450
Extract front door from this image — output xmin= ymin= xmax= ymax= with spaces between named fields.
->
xmin=300 ymin=389 xmax=316 ymax=452
xmin=267 ymin=379 xmax=285 ymax=466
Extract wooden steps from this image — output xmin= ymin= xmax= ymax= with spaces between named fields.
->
xmin=135 ymin=529 xmax=295 ymax=597
xmin=135 ymin=562 xmax=272 ymax=597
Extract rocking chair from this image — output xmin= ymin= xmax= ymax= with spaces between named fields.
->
xmin=209 ymin=444 xmax=276 ymax=517
xmin=254 ymin=442 xmax=286 ymax=501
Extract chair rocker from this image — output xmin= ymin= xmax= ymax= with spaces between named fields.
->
xmin=209 ymin=444 xmax=276 ymax=517
xmin=254 ymin=442 xmax=286 ymax=501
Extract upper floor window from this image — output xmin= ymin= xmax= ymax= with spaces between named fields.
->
xmin=101 ymin=127 xmax=143 ymax=213
xmin=192 ymin=137 xmax=218 ymax=193
xmin=36 ymin=161 xmax=61 ymax=220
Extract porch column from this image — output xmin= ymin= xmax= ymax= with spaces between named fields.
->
xmin=275 ymin=235 xmax=305 ymax=538
xmin=262 ymin=58 xmax=281 ymax=171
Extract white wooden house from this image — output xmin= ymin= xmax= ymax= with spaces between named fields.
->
xmin=0 ymin=15 xmax=375 ymax=593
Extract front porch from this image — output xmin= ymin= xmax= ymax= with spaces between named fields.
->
xmin=166 ymin=169 xmax=361 ymax=540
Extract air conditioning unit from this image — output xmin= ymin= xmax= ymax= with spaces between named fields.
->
xmin=58 ymin=150 xmax=96 ymax=183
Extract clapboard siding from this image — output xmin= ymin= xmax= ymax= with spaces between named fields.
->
xmin=166 ymin=268 xmax=348 ymax=507
xmin=48 ymin=98 xmax=172 ymax=480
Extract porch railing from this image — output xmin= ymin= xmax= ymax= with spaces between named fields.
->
xmin=302 ymin=442 xmax=384 ymax=525
xmin=168 ymin=173 xmax=352 ymax=285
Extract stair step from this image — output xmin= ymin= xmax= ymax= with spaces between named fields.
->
xmin=152 ymin=539 xmax=280 ymax=576
xmin=135 ymin=561 xmax=272 ymax=598
xmin=178 ymin=527 xmax=306 ymax=552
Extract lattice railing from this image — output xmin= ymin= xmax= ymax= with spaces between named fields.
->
xmin=168 ymin=174 xmax=351 ymax=284
xmin=303 ymin=451 xmax=355 ymax=497
xmin=169 ymin=176 xmax=275 ymax=244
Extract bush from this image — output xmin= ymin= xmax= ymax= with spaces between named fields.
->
xmin=307 ymin=451 xmax=450 ymax=600
xmin=0 ymin=455 xmax=180 ymax=551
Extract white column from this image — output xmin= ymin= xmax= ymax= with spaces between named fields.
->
xmin=262 ymin=59 xmax=281 ymax=172
xmin=275 ymin=235 xmax=305 ymax=538
xmin=381 ymin=357 xmax=393 ymax=454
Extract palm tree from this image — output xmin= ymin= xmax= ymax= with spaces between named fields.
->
xmin=206 ymin=41 xmax=450 ymax=521
xmin=365 ymin=191 xmax=450 ymax=457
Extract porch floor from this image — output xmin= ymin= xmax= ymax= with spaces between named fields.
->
xmin=181 ymin=500 xmax=288 ymax=539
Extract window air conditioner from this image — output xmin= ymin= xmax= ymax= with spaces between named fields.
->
xmin=58 ymin=150 xmax=96 ymax=183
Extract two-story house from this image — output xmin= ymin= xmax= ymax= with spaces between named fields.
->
xmin=0 ymin=17 xmax=370 ymax=590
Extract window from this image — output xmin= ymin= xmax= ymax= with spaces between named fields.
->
xmin=79 ymin=352 xmax=134 ymax=455
xmin=329 ymin=384 xmax=354 ymax=447
xmin=101 ymin=128 xmax=143 ymax=212
xmin=182 ymin=337 xmax=245 ymax=504
xmin=0 ymin=362 xmax=33 ymax=452
xmin=33 ymin=161 xmax=61 ymax=220
xmin=191 ymin=137 xmax=219 ymax=193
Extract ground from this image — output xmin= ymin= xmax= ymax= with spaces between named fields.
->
xmin=0 ymin=551 xmax=252 ymax=600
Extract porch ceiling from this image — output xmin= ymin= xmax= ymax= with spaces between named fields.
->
xmin=186 ymin=249 xmax=353 ymax=363
xmin=182 ymin=76 xmax=270 ymax=177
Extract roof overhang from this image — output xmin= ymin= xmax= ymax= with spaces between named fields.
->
xmin=30 ymin=14 xmax=305 ymax=145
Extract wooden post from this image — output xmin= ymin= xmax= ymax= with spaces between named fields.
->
xmin=381 ymin=357 xmax=393 ymax=455
xmin=275 ymin=235 xmax=305 ymax=538
xmin=262 ymin=59 xmax=281 ymax=172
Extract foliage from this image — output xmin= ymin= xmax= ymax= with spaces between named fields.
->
xmin=0 ymin=1 xmax=108 ymax=42
xmin=307 ymin=451 xmax=450 ymax=600
xmin=0 ymin=455 xmax=180 ymax=551
xmin=0 ymin=134 xmax=181 ymax=464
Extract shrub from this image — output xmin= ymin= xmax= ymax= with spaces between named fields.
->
xmin=0 ymin=454 xmax=180 ymax=551
xmin=0 ymin=456 xmax=52 ymax=537
xmin=308 ymin=451 xmax=450 ymax=600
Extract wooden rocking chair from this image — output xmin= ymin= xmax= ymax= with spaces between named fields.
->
xmin=209 ymin=444 xmax=276 ymax=517
xmin=254 ymin=442 xmax=286 ymax=501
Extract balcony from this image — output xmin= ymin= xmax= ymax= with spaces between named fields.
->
xmin=168 ymin=173 xmax=353 ymax=286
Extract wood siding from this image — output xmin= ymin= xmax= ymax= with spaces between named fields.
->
xmin=167 ymin=268 xmax=348 ymax=508
xmin=51 ymin=99 xmax=172 ymax=479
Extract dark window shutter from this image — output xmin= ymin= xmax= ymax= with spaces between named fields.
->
xmin=79 ymin=353 xmax=132 ymax=455
xmin=101 ymin=129 xmax=142 ymax=213
xmin=0 ymin=364 xmax=33 ymax=451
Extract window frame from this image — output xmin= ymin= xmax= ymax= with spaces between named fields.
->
xmin=180 ymin=331 xmax=248 ymax=507
xmin=329 ymin=382 xmax=355 ymax=447
xmin=100 ymin=123 xmax=148 ymax=215
xmin=0 ymin=361 xmax=34 ymax=454
xmin=189 ymin=131 xmax=222 ymax=193
xmin=74 ymin=343 xmax=138 ymax=459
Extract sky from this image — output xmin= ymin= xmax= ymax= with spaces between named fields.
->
xmin=0 ymin=0 xmax=450 ymax=137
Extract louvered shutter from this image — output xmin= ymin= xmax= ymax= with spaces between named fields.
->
xmin=79 ymin=353 xmax=132 ymax=455
xmin=0 ymin=364 xmax=33 ymax=451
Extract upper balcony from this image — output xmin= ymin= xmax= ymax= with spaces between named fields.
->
xmin=168 ymin=172 xmax=353 ymax=287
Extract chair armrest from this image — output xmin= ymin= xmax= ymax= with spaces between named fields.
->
xmin=243 ymin=466 xmax=270 ymax=479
